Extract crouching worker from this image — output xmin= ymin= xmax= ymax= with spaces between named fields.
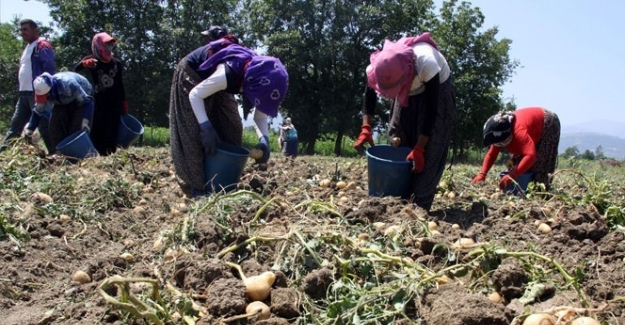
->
xmin=471 ymin=107 xmax=561 ymax=191
xmin=169 ymin=33 xmax=288 ymax=197
xmin=25 ymin=72 xmax=94 ymax=153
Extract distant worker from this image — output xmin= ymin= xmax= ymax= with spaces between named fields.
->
xmin=281 ymin=117 xmax=298 ymax=158
xmin=26 ymin=72 xmax=94 ymax=151
xmin=0 ymin=19 xmax=55 ymax=154
xmin=471 ymin=106 xmax=561 ymax=191
xmin=74 ymin=32 xmax=128 ymax=155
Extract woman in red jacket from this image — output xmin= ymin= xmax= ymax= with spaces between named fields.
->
xmin=471 ymin=107 xmax=560 ymax=190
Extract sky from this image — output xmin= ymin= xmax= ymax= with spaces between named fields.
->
xmin=2 ymin=0 xmax=625 ymax=129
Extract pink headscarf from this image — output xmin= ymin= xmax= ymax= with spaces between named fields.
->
xmin=367 ymin=33 xmax=439 ymax=107
xmin=91 ymin=32 xmax=116 ymax=63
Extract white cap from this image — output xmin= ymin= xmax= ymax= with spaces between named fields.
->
xmin=33 ymin=75 xmax=52 ymax=95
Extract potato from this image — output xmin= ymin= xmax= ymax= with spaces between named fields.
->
xmin=522 ymin=313 xmax=557 ymax=325
xmin=72 ymin=270 xmax=91 ymax=284
xmin=336 ymin=181 xmax=347 ymax=189
xmin=246 ymin=301 xmax=270 ymax=320
xmin=570 ymin=317 xmax=600 ymax=325
xmin=537 ymin=223 xmax=552 ymax=234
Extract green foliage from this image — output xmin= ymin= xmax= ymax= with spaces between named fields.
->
xmin=0 ymin=23 xmax=23 ymax=131
xmin=434 ymin=0 xmax=520 ymax=159
xmin=38 ymin=0 xmax=517 ymax=158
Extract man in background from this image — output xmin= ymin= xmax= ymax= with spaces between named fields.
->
xmin=0 ymin=19 xmax=56 ymax=154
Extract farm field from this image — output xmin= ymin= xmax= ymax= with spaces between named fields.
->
xmin=1 ymin=143 xmax=624 ymax=325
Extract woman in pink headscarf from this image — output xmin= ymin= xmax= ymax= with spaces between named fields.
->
xmin=74 ymin=32 xmax=128 ymax=156
xmin=354 ymin=33 xmax=456 ymax=212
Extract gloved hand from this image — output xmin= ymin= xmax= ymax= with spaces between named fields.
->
xmin=354 ymin=124 xmax=374 ymax=151
xmin=24 ymin=128 xmax=34 ymax=143
xmin=255 ymin=135 xmax=270 ymax=164
xmin=122 ymin=100 xmax=129 ymax=115
xmin=199 ymin=121 xmax=220 ymax=155
xmin=82 ymin=58 xmax=98 ymax=69
xmin=499 ymin=172 xmax=518 ymax=190
xmin=406 ymin=145 xmax=425 ymax=173
xmin=471 ymin=172 xmax=486 ymax=184
xmin=82 ymin=118 xmax=90 ymax=133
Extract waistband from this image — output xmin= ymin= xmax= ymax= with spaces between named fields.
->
xmin=19 ymin=90 xmax=34 ymax=95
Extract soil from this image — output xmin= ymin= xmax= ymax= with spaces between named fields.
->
xmin=1 ymin=145 xmax=624 ymax=325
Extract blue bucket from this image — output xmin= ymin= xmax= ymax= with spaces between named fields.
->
xmin=56 ymin=130 xmax=99 ymax=159
xmin=116 ymin=114 xmax=144 ymax=148
xmin=500 ymin=171 xmax=534 ymax=195
xmin=366 ymin=145 xmax=413 ymax=199
xmin=203 ymin=143 xmax=250 ymax=193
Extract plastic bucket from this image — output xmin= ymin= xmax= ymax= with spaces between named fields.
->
xmin=366 ymin=145 xmax=413 ymax=199
xmin=203 ymin=143 xmax=250 ymax=193
xmin=500 ymin=171 xmax=534 ymax=195
xmin=116 ymin=114 xmax=144 ymax=148
xmin=55 ymin=130 xmax=99 ymax=159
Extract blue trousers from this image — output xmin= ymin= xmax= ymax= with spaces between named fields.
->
xmin=1 ymin=91 xmax=53 ymax=153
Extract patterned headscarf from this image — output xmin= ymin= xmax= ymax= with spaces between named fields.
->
xmin=367 ymin=33 xmax=439 ymax=107
xmin=243 ymin=56 xmax=288 ymax=117
xmin=92 ymin=32 xmax=116 ymax=63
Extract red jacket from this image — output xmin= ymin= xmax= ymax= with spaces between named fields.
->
xmin=480 ymin=107 xmax=545 ymax=176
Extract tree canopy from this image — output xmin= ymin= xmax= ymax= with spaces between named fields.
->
xmin=5 ymin=0 xmax=518 ymax=156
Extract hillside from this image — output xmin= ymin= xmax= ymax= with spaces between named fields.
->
xmin=559 ymin=132 xmax=625 ymax=159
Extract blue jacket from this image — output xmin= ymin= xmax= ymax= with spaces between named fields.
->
xmin=28 ymin=72 xmax=94 ymax=131
xmin=31 ymin=38 xmax=56 ymax=80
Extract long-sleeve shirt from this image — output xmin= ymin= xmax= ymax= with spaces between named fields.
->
xmin=18 ymin=37 xmax=55 ymax=91
xmin=364 ymin=42 xmax=450 ymax=137
xmin=480 ymin=107 xmax=546 ymax=176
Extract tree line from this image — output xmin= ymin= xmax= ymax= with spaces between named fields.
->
xmin=1 ymin=0 xmax=518 ymax=158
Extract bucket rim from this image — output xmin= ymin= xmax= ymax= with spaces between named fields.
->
xmin=56 ymin=129 xmax=90 ymax=150
xmin=366 ymin=145 xmax=412 ymax=165
xmin=214 ymin=142 xmax=250 ymax=158
xmin=121 ymin=114 xmax=145 ymax=136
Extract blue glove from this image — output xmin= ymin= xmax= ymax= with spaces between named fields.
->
xmin=199 ymin=121 xmax=220 ymax=155
xmin=255 ymin=135 xmax=270 ymax=163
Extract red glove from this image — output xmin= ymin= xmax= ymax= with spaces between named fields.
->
xmin=406 ymin=145 xmax=425 ymax=173
xmin=354 ymin=124 xmax=374 ymax=151
xmin=122 ymin=100 xmax=129 ymax=114
xmin=471 ymin=172 xmax=486 ymax=184
xmin=499 ymin=172 xmax=518 ymax=190
xmin=82 ymin=58 xmax=98 ymax=69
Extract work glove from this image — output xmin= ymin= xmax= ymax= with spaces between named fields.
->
xmin=406 ymin=145 xmax=425 ymax=173
xmin=81 ymin=58 xmax=98 ymax=69
xmin=255 ymin=135 xmax=270 ymax=164
xmin=122 ymin=100 xmax=129 ymax=115
xmin=24 ymin=128 xmax=34 ymax=143
xmin=471 ymin=172 xmax=486 ymax=184
xmin=499 ymin=172 xmax=518 ymax=190
xmin=82 ymin=118 xmax=91 ymax=133
xmin=354 ymin=124 xmax=374 ymax=151
xmin=199 ymin=121 xmax=220 ymax=155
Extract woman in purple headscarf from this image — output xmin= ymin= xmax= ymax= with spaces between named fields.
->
xmin=169 ymin=33 xmax=289 ymax=197
xmin=354 ymin=33 xmax=456 ymax=212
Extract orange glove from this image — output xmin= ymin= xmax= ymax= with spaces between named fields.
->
xmin=499 ymin=172 xmax=517 ymax=190
xmin=354 ymin=124 xmax=374 ymax=151
xmin=82 ymin=58 xmax=98 ymax=69
xmin=406 ymin=145 xmax=425 ymax=173
xmin=471 ymin=172 xmax=486 ymax=184
xmin=122 ymin=100 xmax=129 ymax=114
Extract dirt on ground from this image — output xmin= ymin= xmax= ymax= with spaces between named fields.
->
xmin=0 ymin=143 xmax=624 ymax=325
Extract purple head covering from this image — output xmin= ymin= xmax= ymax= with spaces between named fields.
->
xmin=243 ymin=56 xmax=288 ymax=117
xmin=198 ymin=40 xmax=256 ymax=75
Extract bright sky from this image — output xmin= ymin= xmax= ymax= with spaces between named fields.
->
xmin=2 ymin=0 xmax=624 ymax=128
